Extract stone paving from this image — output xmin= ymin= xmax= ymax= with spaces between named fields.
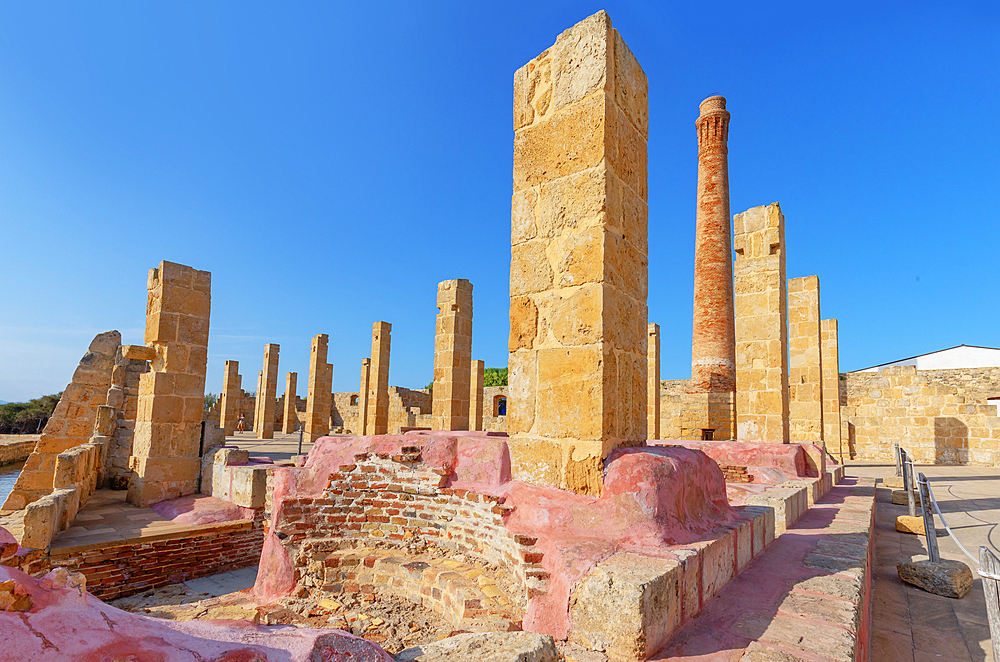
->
xmin=226 ymin=430 xmax=319 ymax=463
xmin=849 ymin=461 xmax=998 ymax=662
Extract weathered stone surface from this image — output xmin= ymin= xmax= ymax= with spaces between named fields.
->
xmin=397 ymin=631 xmax=558 ymax=662
xmin=508 ymin=11 xmax=648 ymax=495
xmin=883 ymin=476 xmax=905 ymax=489
xmin=897 ymin=558 xmax=973 ymax=598
xmin=569 ymin=552 xmax=681 ymax=661
xmin=788 ymin=276 xmax=823 ymax=442
xmin=0 ymin=579 xmax=32 ymax=612
xmin=734 ymin=203 xmax=789 ymax=443
xmin=895 ymin=515 xmax=925 ymax=535
xmin=740 ymin=641 xmax=813 ymax=661
xmin=367 ymin=322 xmax=391 ymax=435
xmin=282 ymin=372 xmax=298 ymax=434
xmin=220 ymin=360 xmax=242 ymax=435
xmin=128 ymin=261 xmax=211 ymax=507
xmin=648 ymin=323 xmax=660 ymax=439
xmin=891 ymin=489 xmax=918 ymax=505
xmin=819 ymin=319 xmax=842 ymax=457
xmin=255 ymin=343 xmax=280 ymax=439
xmin=432 ymin=279 xmax=473 ymax=432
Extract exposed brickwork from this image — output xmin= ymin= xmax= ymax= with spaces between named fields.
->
xmin=275 ymin=451 xmax=548 ymax=610
xmin=689 ymin=95 xmax=735 ymax=396
xmin=719 ymin=465 xmax=753 ymax=483
xmin=1 ymin=512 xmax=265 ymax=601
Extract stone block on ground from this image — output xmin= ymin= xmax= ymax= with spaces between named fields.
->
xmin=896 ymin=558 xmax=973 ymax=598
xmin=894 ymin=515 xmax=924 ymax=535
xmin=883 ymin=476 xmax=904 ymax=489
xmin=569 ymin=552 xmax=681 ymax=661
xmin=890 ymin=489 xmax=917 ymax=505
xmin=396 ymin=631 xmax=558 ymax=662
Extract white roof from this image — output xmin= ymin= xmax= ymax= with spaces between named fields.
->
xmin=854 ymin=345 xmax=1000 ymax=372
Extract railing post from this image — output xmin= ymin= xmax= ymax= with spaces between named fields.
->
xmin=298 ymin=425 xmax=303 ymax=456
xmin=894 ymin=443 xmax=902 ymax=477
xmin=980 ymin=546 xmax=1000 ymax=661
xmin=917 ymin=472 xmax=939 ymax=562
xmin=901 ymin=450 xmax=916 ymax=518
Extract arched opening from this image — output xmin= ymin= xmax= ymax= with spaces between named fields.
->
xmin=493 ymin=395 xmax=507 ymax=417
xmin=350 ymin=395 xmax=359 ymax=406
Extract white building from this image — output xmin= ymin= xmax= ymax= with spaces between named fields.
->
xmin=854 ymin=344 xmax=1000 ymax=373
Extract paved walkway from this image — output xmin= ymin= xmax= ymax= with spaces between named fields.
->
xmin=849 ymin=462 xmax=998 ymax=662
xmin=225 ymin=430 xmax=319 ymax=463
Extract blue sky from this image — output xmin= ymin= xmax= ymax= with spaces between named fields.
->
xmin=1 ymin=2 xmax=997 ymax=402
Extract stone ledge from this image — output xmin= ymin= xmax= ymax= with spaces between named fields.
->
xmin=48 ymin=518 xmax=253 ymax=555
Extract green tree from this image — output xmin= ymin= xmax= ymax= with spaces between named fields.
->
xmin=483 ymin=367 xmax=508 ymax=387
xmin=0 ymin=393 xmax=62 ymax=434
xmin=204 ymin=393 xmax=218 ymax=413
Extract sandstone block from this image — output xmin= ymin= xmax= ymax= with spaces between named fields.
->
xmin=569 ymin=553 xmax=682 ymax=661
xmin=897 ymin=558 xmax=972 ymax=598
xmin=895 ymin=515 xmax=925 ymax=535
xmin=398 ymin=631 xmax=558 ymax=662
xmin=883 ymin=476 xmax=904 ymax=489
xmin=890 ymin=489 xmax=917 ymax=506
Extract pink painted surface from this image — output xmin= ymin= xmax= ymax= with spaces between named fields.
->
xmin=151 ymin=494 xmax=256 ymax=526
xmin=0 ymin=564 xmax=394 ymax=662
xmin=653 ymin=477 xmax=873 ymax=661
xmin=255 ymin=435 xmax=737 ymax=640
xmin=653 ymin=440 xmax=807 ymax=480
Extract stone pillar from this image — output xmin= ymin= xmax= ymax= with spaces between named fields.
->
xmin=305 ymin=334 xmax=333 ymax=439
xmin=788 ymin=276 xmax=823 ymax=442
xmin=647 ymin=323 xmax=660 ymax=440
xmin=358 ymin=358 xmax=371 ymax=435
xmin=366 ymin=322 xmax=391 ymax=435
xmin=282 ymin=372 xmax=298 ymax=434
xmin=128 ymin=261 xmax=211 ymax=507
xmin=254 ymin=371 xmax=263 ymax=434
xmin=219 ymin=361 xmax=241 ymax=435
xmin=734 ymin=203 xmax=789 ymax=443
xmin=509 ymin=11 xmax=648 ymax=496
xmin=821 ymin=319 xmax=843 ymax=459
xmin=470 ymin=360 xmax=485 ymax=432
xmin=682 ymin=96 xmax=736 ymax=441
xmin=432 ymin=279 xmax=473 ymax=431
xmin=257 ymin=344 xmax=280 ymax=440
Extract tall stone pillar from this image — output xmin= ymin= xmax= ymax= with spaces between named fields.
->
xmin=220 ymin=361 xmax=242 ymax=435
xmin=647 ymin=323 xmax=660 ymax=440
xmin=734 ymin=203 xmax=789 ymax=443
xmin=788 ymin=276 xmax=823 ymax=442
xmin=432 ymin=279 xmax=473 ymax=431
xmin=683 ymin=95 xmax=736 ymax=440
xmin=509 ymin=11 xmax=648 ymax=496
xmin=820 ymin=319 xmax=843 ymax=459
xmin=128 ymin=261 xmax=211 ymax=507
xmin=358 ymin=358 xmax=371 ymax=435
xmin=470 ymin=360 xmax=485 ymax=432
xmin=282 ymin=372 xmax=298 ymax=434
xmin=254 ymin=371 xmax=263 ymax=434
xmin=366 ymin=322 xmax=391 ymax=435
xmin=257 ymin=344 xmax=280 ymax=440
xmin=305 ymin=334 xmax=333 ymax=439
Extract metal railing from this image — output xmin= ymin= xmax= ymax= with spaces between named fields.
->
xmin=893 ymin=443 xmax=1000 ymax=658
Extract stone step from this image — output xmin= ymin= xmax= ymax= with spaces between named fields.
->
xmin=655 ymin=477 xmax=876 ymax=662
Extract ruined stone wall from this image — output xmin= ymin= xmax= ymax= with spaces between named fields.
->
xmin=841 ymin=366 xmax=1000 ymax=465
xmin=105 ymin=356 xmax=147 ymax=487
xmin=4 ymin=331 xmax=120 ymax=511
